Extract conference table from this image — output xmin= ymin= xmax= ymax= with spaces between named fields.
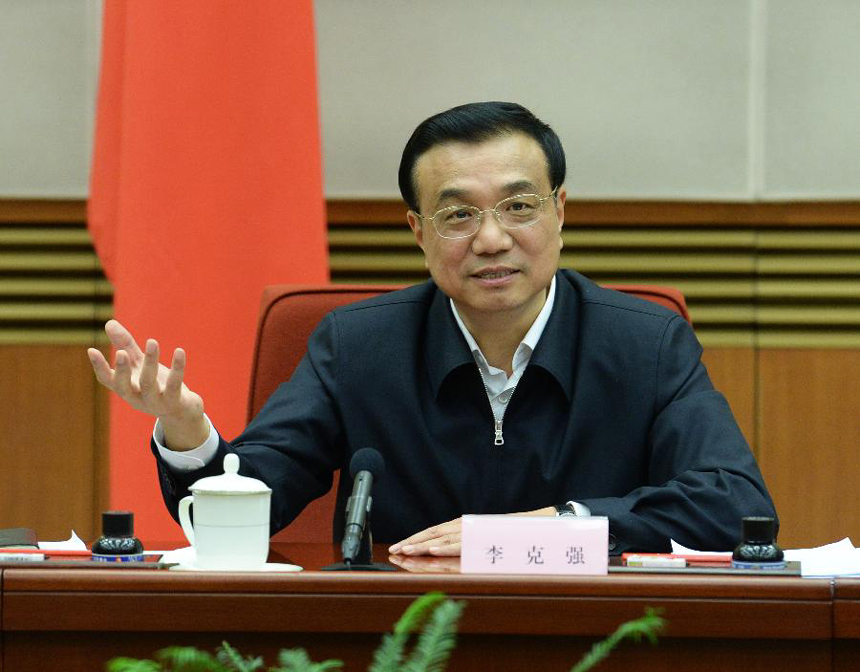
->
xmin=1 ymin=543 xmax=858 ymax=671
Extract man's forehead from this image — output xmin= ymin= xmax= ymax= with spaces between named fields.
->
xmin=433 ymin=179 xmax=542 ymax=204
xmin=414 ymin=133 xmax=551 ymax=207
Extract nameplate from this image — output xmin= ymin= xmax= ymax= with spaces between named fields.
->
xmin=460 ymin=515 xmax=609 ymax=575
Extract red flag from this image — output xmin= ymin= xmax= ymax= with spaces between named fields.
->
xmin=88 ymin=1 xmax=328 ymax=540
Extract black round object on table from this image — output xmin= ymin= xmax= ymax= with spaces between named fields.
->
xmin=92 ymin=510 xmax=144 ymax=562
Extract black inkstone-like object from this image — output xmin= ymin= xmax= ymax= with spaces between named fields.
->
xmin=731 ymin=516 xmax=785 ymax=569
xmin=92 ymin=511 xmax=145 ymax=562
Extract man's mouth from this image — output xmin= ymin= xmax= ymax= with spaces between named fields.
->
xmin=473 ymin=268 xmax=517 ymax=280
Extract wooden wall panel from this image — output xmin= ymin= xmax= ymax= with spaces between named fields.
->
xmin=0 ymin=345 xmax=104 ymax=541
xmin=701 ymin=347 xmax=756 ymax=453
xmin=2 ymin=199 xmax=858 ymax=551
xmin=757 ymin=349 xmax=860 ymax=549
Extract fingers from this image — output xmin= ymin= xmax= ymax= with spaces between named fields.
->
xmin=163 ymin=348 xmax=186 ymax=406
xmin=137 ymin=339 xmax=160 ymax=404
xmin=392 ymin=534 xmax=460 ymax=556
xmin=426 ymin=538 xmax=461 ymax=556
xmin=87 ymin=348 xmax=114 ymax=387
xmin=389 ymin=518 xmax=462 ymax=556
xmin=389 ymin=527 xmax=434 ymax=554
xmin=88 ymin=325 xmax=195 ymax=421
xmin=388 ymin=509 xmax=556 ymax=560
xmin=111 ymin=349 xmax=135 ymax=398
xmin=388 ymin=554 xmax=460 ymax=573
xmin=104 ymin=320 xmax=144 ymax=364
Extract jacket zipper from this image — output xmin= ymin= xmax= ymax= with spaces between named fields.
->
xmin=477 ymin=367 xmax=518 ymax=446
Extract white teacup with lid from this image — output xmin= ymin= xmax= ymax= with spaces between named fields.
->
xmin=178 ymin=453 xmax=272 ymax=570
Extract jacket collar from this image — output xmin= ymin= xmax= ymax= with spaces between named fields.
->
xmin=424 ymin=287 xmax=474 ymax=398
xmin=528 ymin=270 xmax=578 ymax=400
xmin=424 ymin=271 xmax=578 ymax=400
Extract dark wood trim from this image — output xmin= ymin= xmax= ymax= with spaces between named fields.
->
xmin=835 ymin=579 xmax=860 ymax=639
xmin=0 ymin=199 xmax=88 ymax=223
xmin=1 ymin=552 xmax=852 ymax=672
xmin=3 ymin=198 xmax=860 ymax=226
xmin=568 ymin=200 xmax=860 ymax=226
xmin=326 ymin=199 xmax=408 ymax=224
xmin=327 ymin=199 xmax=860 ymax=226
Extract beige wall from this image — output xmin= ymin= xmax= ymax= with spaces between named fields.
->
xmin=316 ymin=0 xmax=860 ymax=200
xmin=0 ymin=2 xmax=857 ymax=547
xmin=3 ymin=1 xmax=860 ymax=199
xmin=0 ymin=0 xmax=101 ymax=197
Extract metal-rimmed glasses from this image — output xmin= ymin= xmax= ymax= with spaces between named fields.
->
xmin=415 ymin=189 xmax=558 ymax=240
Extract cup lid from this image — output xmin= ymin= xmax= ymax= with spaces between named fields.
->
xmin=189 ymin=453 xmax=271 ymax=495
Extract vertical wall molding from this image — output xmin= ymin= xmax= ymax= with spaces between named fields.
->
xmin=747 ymin=0 xmax=768 ymax=200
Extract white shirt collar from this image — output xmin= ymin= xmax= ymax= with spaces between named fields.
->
xmin=449 ymin=276 xmax=557 ymax=374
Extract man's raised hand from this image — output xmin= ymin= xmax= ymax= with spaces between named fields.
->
xmin=87 ymin=320 xmax=209 ymax=450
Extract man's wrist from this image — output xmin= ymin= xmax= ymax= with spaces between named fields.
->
xmin=160 ymin=413 xmax=209 ymax=451
xmin=154 ymin=414 xmax=218 ymax=472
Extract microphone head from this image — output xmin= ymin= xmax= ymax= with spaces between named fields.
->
xmin=349 ymin=447 xmax=385 ymax=479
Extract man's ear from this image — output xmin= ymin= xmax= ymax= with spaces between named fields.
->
xmin=555 ymin=186 xmax=566 ymax=230
xmin=407 ymin=210 xmax=426 ymax=252
xmin=555 ymin=186 xmax=566 ymax=248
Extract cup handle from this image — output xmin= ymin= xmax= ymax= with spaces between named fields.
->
xmin=178 ymin=495 xmax=195 ymax=547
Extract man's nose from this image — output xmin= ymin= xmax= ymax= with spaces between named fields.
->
xmin=471 ymin=210 xmax=513 ymax=255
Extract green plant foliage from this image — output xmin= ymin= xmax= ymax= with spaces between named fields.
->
xmin=393 ymin=593 xmax=448 ymax=636
xmin=271 ymin=648 xmax=344 ymax=672
xmin=107 ymin=645 xmax=226 ymax=672
xmin=157 ymin=646 xmax=226 ymax=671
xmin=107 ymin=642 xmax=294 ymax=672
xmin=106 ymin=595 xmax=663 ymax=672
xmin=399 ymin=599 xmax=464 ymax=672
xmin=216 ymin=641 xmax=264 ymax=671
xmin=369 ymin=592 xmax=453 ymax=672
xmin=568 ymin=607 xmax=666 ymax=672
xmin=106 ymin=658 xmax=161 ymax=672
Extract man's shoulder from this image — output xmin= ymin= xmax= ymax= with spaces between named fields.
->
xmin=332 ymin=281 xmax=436 ymax=316
xmin=559 ymin=269 xmax=682 ymax=325
xmin=326 ymin=281 xmax=438 ymax=341
xmin=312 ymin=281 xmax=442 ymax=366
xmin=554 ymin=270 xmax=702 ymax=366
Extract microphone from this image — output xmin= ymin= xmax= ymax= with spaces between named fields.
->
xmin=341 ymin=447 xmax=385 ymax=565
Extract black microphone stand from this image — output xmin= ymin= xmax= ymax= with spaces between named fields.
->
xmin=322 ymin=520 xmax=396 ymax=571
xmin=322 ymin=529 xmax=397 ymax=572
xmin=322 ymin=448 xmax=396 ymax=571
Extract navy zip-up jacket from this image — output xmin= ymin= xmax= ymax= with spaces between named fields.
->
xmin=154 ymin=270 xmax=776 ymax=554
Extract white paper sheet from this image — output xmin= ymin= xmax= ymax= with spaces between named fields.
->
xmin=37 ymin=530 xmax=87 ymax=551
xmin=785 ymin=538 xmax=860 ymax=577
xmin=671 ymin=537 xmax=860 ymax=577
xmin=670 ymin=540 xmax=732 ymax=557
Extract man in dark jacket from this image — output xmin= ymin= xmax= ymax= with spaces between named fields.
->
xmin=88 ymin=102 xmax=777 ymax=555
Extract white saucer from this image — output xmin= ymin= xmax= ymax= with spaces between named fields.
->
xmin=169 ymin=562 xmax=302 ymax=572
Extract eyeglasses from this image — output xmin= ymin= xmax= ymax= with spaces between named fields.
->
xmin=415 ymin=189 xmax=558 ymax=240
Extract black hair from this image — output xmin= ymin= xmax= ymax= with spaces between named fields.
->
xmin=397 ymin=101 xmax=566 ymax=212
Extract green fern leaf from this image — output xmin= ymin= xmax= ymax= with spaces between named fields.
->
xmin=215 ymin=641 xmax=264 ymax=672
xmin=312 ymin=663 xmax=345 ymax=672
xmin=401 ymin=599 xmax=465 ymax=672
xmin=154 ymin=646 xmax=227 ymax=672
xmin=568 ymin=607 xmax=665 ymax=672
xmin=369 ymin=592 xmax=449 ymax=672
xmin=272 ymin=648 xmax=344 ymax=672
xmin=394 ymin=592 xmax=448 ymax=635
xmin=367 ymin=632 xmax=405 ymax=672
xmin=105 ymin=657 xmax=161 ymax=672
